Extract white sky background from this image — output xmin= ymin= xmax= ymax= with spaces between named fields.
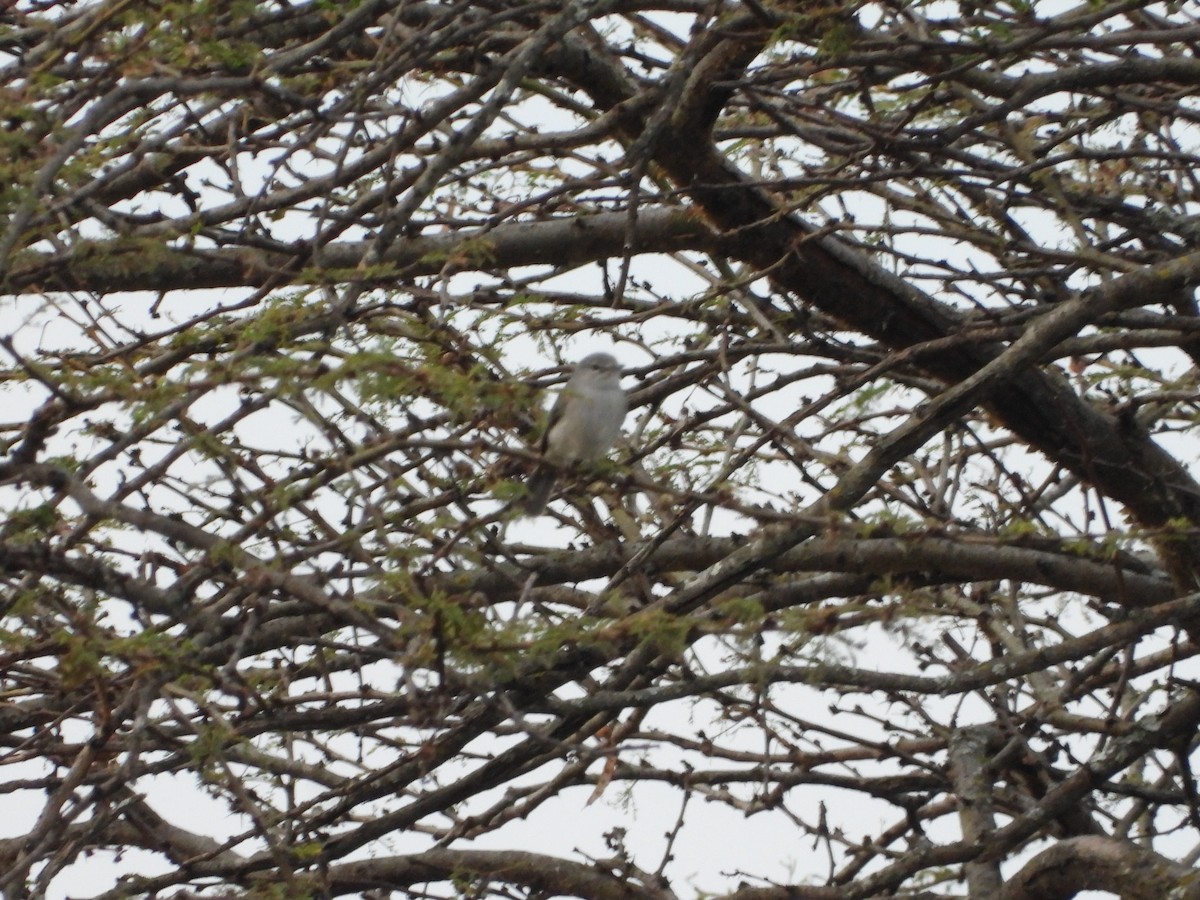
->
xmin=4 ymin=1 xmax=1200 ymax=897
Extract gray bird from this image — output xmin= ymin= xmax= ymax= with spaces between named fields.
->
xmin=524 ymin=352 xmax=627 ymax=515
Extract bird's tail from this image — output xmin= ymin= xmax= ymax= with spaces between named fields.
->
xmin=523 ymin=466 xmax=557 ymax=515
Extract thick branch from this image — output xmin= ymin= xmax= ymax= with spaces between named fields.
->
xmin=3 ymin=208 xmax=716 ymax=295
xmin=999 ymin=835 xmax=1200 ymax=900
xmin=327 ymin=849 xmax=673 ymax=900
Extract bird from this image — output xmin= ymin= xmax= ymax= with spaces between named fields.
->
xmin=523 ymin=352 xmax=627 ymax=515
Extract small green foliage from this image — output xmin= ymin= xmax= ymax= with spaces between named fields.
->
xmin=188 ymin=719 xmax=242 ymax=768
xmin=290 ymin=841 xmax=325 ymax=862
xmin=128 ymin=373 xmax=188 ymax=425
xmin=997 ymin=518 xmax=1042 ymax=539
xmin=41 ymin=454 xmax=82 ymax=474
xmin=424 ymin=592 xmax=487 ymax=645
xmin=1058 ymin=537 xmax=1095 ymax=558
xmin=715 ymin=596 xmax=765 ymax=625
xmin=4 ymin=504 xmax=63 ymax=542
xmin=854 ymin=514 xmax=912 ymax=538
xmin=112 ymin=626 xmax=191 ymax=667
xmin=450 ymin=870 xmax=483 ymax=897
xmin=818 ymin=21 xmax=855 ymax=55
xmin=57 ymin=631 xmax=107 ymax=689
xmin=1155 ymin=518 xmax=1200 ymax=549
xmin=246 ymin=878 xmax=319 ymax=900
xmin=834 ymin=379 xmax=895 ymax=419
xmin=0 ymin=587 xmax=50 ymax=621
xmin=493 ymin=478 xmax=535 ymax=505
xmin=236 ymin=295 xmax=312 ymax=350
xmin=624 ymin=607 xmax=693 ymax=657
xmin=417 ymin=236 xmax=498 ymax=271
xmin=200 ymin=37 xmax=256 ymax=71
xmin=337 ymin=349 xmax=422 ymax=407
xmin=205 ymin=540 xmax=245 ymax=569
